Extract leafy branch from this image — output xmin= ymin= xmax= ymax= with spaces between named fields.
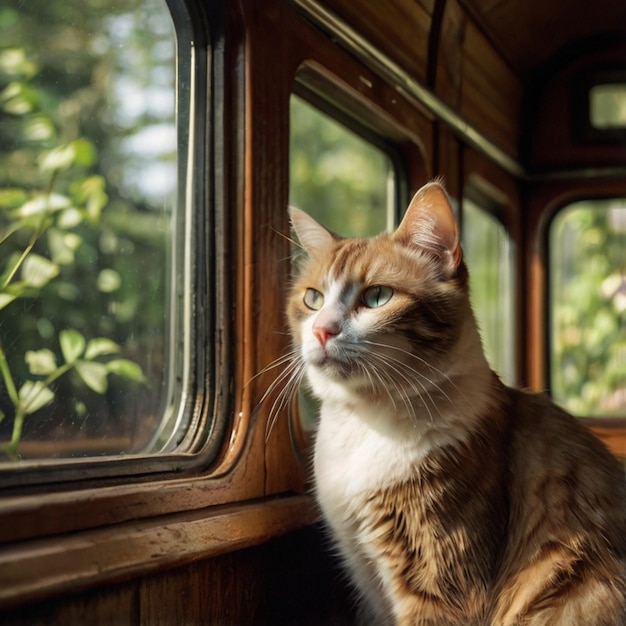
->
xmin=0 ymin=138 xmax=145 ymax=460
xmin=0 ymin=330 xmax=144 ymax=459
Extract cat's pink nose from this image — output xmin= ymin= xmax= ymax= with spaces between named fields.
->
xmin=312 ymin=325 xmax=338 ymax=347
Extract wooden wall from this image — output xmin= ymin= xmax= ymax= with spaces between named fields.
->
xmin=1 ymin=527 xmax=355 ymax=626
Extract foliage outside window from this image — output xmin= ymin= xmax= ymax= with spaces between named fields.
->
xmin=0 ymin=0 xmax=185 ymax=461
xmin=289 ymin=94 xmax=394 ymax=237
xmin=462 ymin=199 xmax=515 ymax=385
xmin=550 ymin=200 xmax=626 ymax=416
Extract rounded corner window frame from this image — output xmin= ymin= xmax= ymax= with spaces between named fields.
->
xmin=0 ymin=0 xmax=229 ymax=491
xmin=546 ymin=196 xmax=626 ymax=420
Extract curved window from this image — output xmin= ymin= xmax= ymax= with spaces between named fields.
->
xmin=462 ymin=198 xmax=515 ymax=385
xmin=0 ymin=0 xmax=202 ymax=465
xmin=550 ymin=199 xmax=626 ymax=416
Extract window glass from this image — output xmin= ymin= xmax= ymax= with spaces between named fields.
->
xmin=550 ymin=200 xmax=626 ymax=416
xmin=289 ymin=94 xmax=394 ymax=237
xmin=590 ymin=83 xmax=626 ymax=129
xmin=289 ymin=94 xmax=397 ymax=432
xmin=0 ymin=0 xmax=190 ymax=462
xmin=462 ymin=199 xmax=515 ymax=384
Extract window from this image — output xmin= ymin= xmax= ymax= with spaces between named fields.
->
xmin=0 ymin=0 xmax=200 ymax=465
xmin=289 ymin=93 xmax=399 ymax=431
xmin=289 ymin=94 xmax=396 ymax=237
xmin=462 ymin=198 xmax=515 ymax=384
xmin=590 ymin=83 xmax=626 ymax=130
xmin=550 ymin=199 xmax=626 ymax=416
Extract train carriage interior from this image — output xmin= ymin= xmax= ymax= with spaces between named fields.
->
xmin=0 ymin=0 xmax=625 ymax=623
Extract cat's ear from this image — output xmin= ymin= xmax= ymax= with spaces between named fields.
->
xmin=394 ymin=182 xmax=462 ymax=277
xmin=289 ymin=206 xmax=337 ymax=255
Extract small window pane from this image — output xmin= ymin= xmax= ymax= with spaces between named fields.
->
xmin=590 ymin=84 xmax=626 ymax=129
xmin=550 ymin=200 xmax=626 ymax=416
xmin=289 ymin=94 xmax=394 ymax=236
xmin=0 ymin=0 xmax=190 ymax=461
xmin=462 ymin=199 xmax=515 ymax=384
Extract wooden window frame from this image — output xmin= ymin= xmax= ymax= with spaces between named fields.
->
xmin=461 ymin=174 xmax=520 ymax=386
xmin=461 ymin=150 xmax=524 ymax=386
xmin=1 ymin=0 xmax=219 ymax=491
xmin=526 ymin=180 xmax=626 ymax=460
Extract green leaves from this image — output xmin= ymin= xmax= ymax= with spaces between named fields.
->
xmin=25 ymin=349 xmax=57 ymax=375
xmin=18 ymin=381 xmax=54 ymax=415
xmin=57 ymin=330 xmax=144 ymax=394
xmin=85 ymin=338 xmax=120 ymax=360
xmin=0 ymin=188 xmax=27 ymax=210
xmin=59 ymin=329 xmax=86 ymax=364
xmin=106 ymin=359 xmax=145 ymax=382
xmin=0 ymin=80 xmax=38 ymax=115
xmin=22 ymin=253 xmax=60 ymax=288
xmin=75 ymin=361 xmax=108 ymax=394
xmin=38 ymin=139 xmax=97 ymax=173
xmin=0 ymin=47 xmax=38 ymax=82
xmin=97 ymin=269 xmax=121 ymax=293
xmin=0 ymin=35 xmax=153 ymax=460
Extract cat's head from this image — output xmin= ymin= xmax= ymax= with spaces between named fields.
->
xmin=287 ymin=182 xmax=472 ymax=400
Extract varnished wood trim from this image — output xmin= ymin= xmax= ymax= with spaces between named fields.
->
xmin=0 ymin=494 xmax=316 ymax=610
xmin=287 ymin=0 xmax=525 ymax=177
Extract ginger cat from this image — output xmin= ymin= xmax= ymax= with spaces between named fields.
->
xmin=283 ymin=182 xmax=626 ymax=625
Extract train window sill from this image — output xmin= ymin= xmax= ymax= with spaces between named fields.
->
xmin=0 ymin=493 xmax=315 ymax=611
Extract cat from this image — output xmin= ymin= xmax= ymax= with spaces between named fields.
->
xmin=280 ymin=181 xmax=626 ymax=625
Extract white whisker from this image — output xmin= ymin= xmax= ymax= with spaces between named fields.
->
xmin=264 ymin=358 xmax=306 ymax=442
xmin=365 ymin=351 xmax=436 ymax=424
xmin=361 ymin=339 xmax=462 ymax=411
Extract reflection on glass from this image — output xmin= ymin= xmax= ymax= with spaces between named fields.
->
xmin=0 ymin=0 xmax=180 ymax=460
xmin=550 ymin=200 xmax=626 ymax=416
xmin=462 ymin=199 xmax=515 ymax=385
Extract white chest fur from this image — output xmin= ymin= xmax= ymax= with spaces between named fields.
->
xmin=313 ymin=391 xmax=465 ymax=520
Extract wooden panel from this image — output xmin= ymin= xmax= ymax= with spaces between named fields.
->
xmin=2 ymin=584 xmax=139 ymax=626
xmin=460 ymin=0 xmax=626 ymax=77
xmin=460 ymin=21 xmax=523 ymax=158
xmin=528 ymin=42 xmax=626 ymax=171
xmin=321 ymin=0 xmax=434 ymax=86
xmin=435 ymin=125 xmax=463 ymax=197
xmin=0 ymin=496 xmax=315 ymax=609
xmin=240 ymin=0 xmax=307 ymax=497
xmin=0 ymin=527 xmax=355 ymax=626
xmin=434 ymin=0 xmax=466 ymax=109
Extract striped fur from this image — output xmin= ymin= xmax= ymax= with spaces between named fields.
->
xmin=283 ymin=182 xmax=626 ymax=625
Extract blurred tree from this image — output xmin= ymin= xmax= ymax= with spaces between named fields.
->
xmin=289 ymin=95 xmax=392 ymax=237
xmin=551 ymin=201 xmax=626 ymax=416
xmin=0 ymin=0 xmax=176 ymax=458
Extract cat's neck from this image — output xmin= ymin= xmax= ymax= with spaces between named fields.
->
xmin=313 ymin=313 xmax=499 ymax=446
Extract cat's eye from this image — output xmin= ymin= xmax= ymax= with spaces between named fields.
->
xmin=303 ymin=287 xmax=324 ymax=310
xmin=362 ymin=285 xmax=393 ymax=308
